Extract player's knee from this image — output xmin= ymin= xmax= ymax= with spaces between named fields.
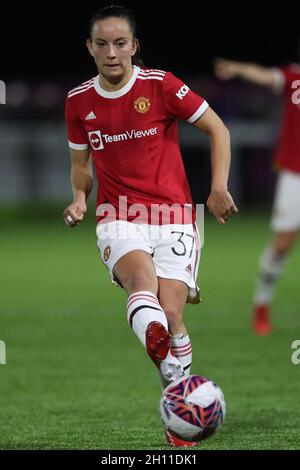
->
xmin=123 ymin=270 xmax=157 ymax=294
xmin=274 ymin=240 xmax=294 ymax=256
xmin=164 ymin=308 xmax=184 ymax=330
xmin=275 ymin=246 xmax=290 ymax=257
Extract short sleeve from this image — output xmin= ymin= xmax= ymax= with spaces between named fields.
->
xmin=65 ymin=97 xmax=89 ymax=150
xmin=162 ymin=72 xmax=209 ymax=123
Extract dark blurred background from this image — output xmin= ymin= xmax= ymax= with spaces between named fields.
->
xmin=2 ymin=2 xmax=300 ymax=450
xmin=1 ymin=0 xmax=300 ymax=210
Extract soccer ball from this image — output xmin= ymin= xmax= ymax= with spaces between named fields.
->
xmin=160 ymin=375 xmax=226 ymax=442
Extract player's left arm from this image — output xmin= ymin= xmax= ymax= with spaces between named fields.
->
xmin=193 ymin=107 xmax=238 ymax=224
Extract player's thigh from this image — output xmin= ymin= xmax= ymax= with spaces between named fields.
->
xmin=113 ymin=249 xmax=158 ymax=294
xmin=97 ymin=220 xmax=156 ymax=293
xmin=158 ymin=278 xmax=188 ymax=321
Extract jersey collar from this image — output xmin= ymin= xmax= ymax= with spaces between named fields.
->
xmin=94 ymin=66 xmax=140 ymax=99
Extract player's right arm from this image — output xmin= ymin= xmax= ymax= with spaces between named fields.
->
xmin=214 ymin=58 xmax=281 ymax=90
xmin=64 ymin=92 xmax=93 ymax=227
xmin=63 ymin=148 xmax=93 ymax=227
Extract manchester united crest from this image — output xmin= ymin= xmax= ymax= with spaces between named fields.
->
xmin=134 ymin=96 xmax=151 ymax=114
xmin=103 ymin=245 xmax=111 ymax=262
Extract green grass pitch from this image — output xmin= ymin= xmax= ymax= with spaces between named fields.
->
xmin=0 ymin=208 xmax=299 ymax=450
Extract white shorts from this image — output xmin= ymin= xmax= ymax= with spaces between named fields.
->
xmin=96 ymin=220 xmax=201 ymax=299
xmin=271 ymin=171 xmax=300 ymax=232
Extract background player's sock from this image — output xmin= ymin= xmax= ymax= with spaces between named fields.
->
xmin=253 ymin=245 xmax=288 ymax=306
xmin=127 ymin=291 xmax=168 ymax=346
xmin=171 ymin=333 xmax=192 ymax=377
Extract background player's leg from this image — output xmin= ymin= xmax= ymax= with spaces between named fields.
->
xmin=113 ymin=250 xmax=184 ymax=383
xmin=158 ymin=278 xmax=192 ymax=377
xmin=253 ymin=230 xmax=298 ymax=334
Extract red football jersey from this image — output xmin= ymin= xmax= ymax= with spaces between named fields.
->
xmin=65 ymin=67 xmax=209 ymax=223
xmin=273 ymin=64 xmax=300 ymax=174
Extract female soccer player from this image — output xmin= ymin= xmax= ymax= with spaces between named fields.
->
xmin=63 ymin=6 xmax=237 ymax=446
xmin=215 ymin=58 xmax=300 ymax=335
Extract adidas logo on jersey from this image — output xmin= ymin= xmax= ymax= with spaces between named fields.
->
xmin=185 ymin=264 xmax=192 ymax=274
xmin=85 ymin=111 xmax=96 ymax=120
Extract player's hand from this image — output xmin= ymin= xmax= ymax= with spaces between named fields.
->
xmin=63 ymin=200 xmax=87 ymax=227
xmin=214 ymin=58 xmax=240 ymax=81
xmin=206 ymin=189 xmax=238 ymax=224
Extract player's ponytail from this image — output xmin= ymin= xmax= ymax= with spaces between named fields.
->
xmin=89 ymin=4 xmax=145 ymax=68
xmin=132 ymin=40 xmax=144 ymax=68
